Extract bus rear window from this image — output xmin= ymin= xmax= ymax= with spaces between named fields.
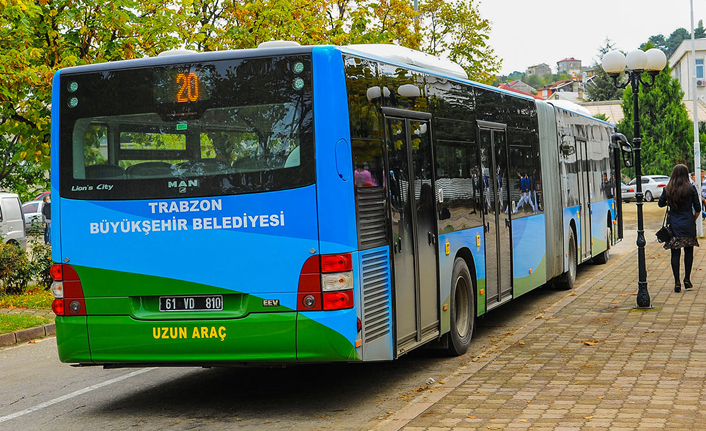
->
xmin=59 ymin=55 xmax=314 ymax=200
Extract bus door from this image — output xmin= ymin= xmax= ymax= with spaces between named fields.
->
xmin=384 ymin=112 xmax=439 ymax=353
xmin=576 ymin=138 xmax=591 ymax=261
xmin=479 ymin=125 xmax=512 ymax=308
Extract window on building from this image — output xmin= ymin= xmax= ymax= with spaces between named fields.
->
xmin=697 ymin=59 xmax=704 ymax=79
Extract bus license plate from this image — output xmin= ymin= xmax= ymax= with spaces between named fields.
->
xmin=159 ymin=295 xmax=223 ymax=312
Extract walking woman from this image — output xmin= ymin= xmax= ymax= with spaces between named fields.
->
xmin=658 ymin=164 xmax=700 ymax=292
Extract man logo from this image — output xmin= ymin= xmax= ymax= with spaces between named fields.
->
xmin=168 ymin=179 xmax=199 ymax=192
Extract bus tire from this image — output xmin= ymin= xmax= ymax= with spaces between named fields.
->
xmin=593 ymin=224 xmax=611 ymax=265
xmin=557 ymin=230 xmax=577 ymax=290
xmin=447 ymin=258 xmax=475 ymax=356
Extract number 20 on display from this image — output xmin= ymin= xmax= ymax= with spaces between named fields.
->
xmin=176 ymin=72 xmax=199 ymax=103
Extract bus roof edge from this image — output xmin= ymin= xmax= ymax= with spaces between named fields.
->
xmin=344 ymin=44 xmax=468 ymax=80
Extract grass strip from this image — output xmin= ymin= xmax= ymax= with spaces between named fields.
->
xmin=0 ymin=314 xmax=51 ymax=335
xmin=0 ymin=288 xmax=53 ymax=309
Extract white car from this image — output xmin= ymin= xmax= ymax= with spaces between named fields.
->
xmin=0 ymin=192 xmax=27 ymax=248
xmin=623 ymin=175 xmax=669 ymax=202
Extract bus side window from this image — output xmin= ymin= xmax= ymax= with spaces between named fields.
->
xmin=433 ymin=118 xmax=480 ymax=233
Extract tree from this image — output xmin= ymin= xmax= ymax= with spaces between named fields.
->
xmin=697 ymin=20 xmax=706 ymax=39
xmin=617 ymin=63 xmax=693 ymax=176
xmin=666 ymin=28 xmax=691 ymax=58
xmin=1 ymin=0 xmax=501 ymax=186
xmin=585 ymin=39 xmax=624 ymax=102
xmin=0 ymin=0 xmax=177 ymax=185
xmin=418 ymin=0 xmax=500 ymax=83
xmin=585 ymin=66 xmax=624 ymax=102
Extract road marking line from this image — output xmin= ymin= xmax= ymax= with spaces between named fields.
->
xmin=0 ymin=368 xmax=155 ymax=424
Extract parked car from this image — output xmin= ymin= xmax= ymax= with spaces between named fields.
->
xmin=33 ymin=191 xmax=50 ymax=201
xmin=21 ymin=200 xmax=45 ymax=234
xmin=621 ymin=182 xmax=635 ymax=202
xmin=622 ymin=175 xmax=669 ymax=202
xmin=0 ymin=192 xmax=27 ymax=248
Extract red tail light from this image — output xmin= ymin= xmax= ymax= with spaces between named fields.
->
xmin=51 ymin=299 xmax=65 ymax=316
xmin=50 ymin=264 xmax=86 ymax=316
xmin=658 ymin=184 xmax=666 ymax=188
xmin=323 ymin=291 xmax=354 ymax=310
xmin=297 ymin=253 xmax=354 ymax=311
xmin=321 ymin=254 xmax=352 ymax=273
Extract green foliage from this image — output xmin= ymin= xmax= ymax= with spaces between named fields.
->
xmin=585 ymin=39 xmax=623 ymax=102
xmin=593 ymin=113 xmax=609 ymax=122
xmin=0 ymin=243 xmax=33 ymax=294
xmin=0 ymin=0 xmax=500 ymax=184
xmin=0 ymin=242 xmax=53 ymax=295
xmin=0 ymin=161 xmax=48 ymax=203
xmin=642 ymin=21 xmax=706 ymax=60
xmin=617 ymin=63 xmax=693 ymax=177
xmin=419 ymin=0 xmax=500 ymax=83
xmin=0 ymin=287 xmax=53 ymax=309
xmin=585 ymin=65 xmax=624 ymax=102
xmin=30 ymin=242 xmax=53 ymax=289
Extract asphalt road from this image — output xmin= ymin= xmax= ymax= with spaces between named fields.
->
xmin=0 ymin=201 xmax=664 ymax=431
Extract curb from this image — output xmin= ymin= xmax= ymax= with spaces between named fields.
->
xmin=0 ymin=323 xmax=56 ymax=348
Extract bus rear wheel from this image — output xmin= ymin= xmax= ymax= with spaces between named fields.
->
xmin=447 ymin=258 xmax=475 ymax=356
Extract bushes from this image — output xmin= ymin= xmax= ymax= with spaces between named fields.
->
xmin=0 ymin=242 xmax=53 ymax=295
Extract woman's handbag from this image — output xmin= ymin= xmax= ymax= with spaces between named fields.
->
xmin=655 ymin=207 xmax=673 ymax=243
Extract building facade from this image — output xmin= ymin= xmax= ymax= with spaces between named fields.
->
xmin=557 ymin=58 xmax=582 ymax=76
xmin=527 ymin=63 xmax=551 ymax=77
xmin=669 ymin=38 xmax=706 ymax=102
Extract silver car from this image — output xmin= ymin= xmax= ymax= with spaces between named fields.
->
xmin=623 ymin=175 xmax=669 ymax=202
xmin=21 ymin=200 xmax=45 ymax=234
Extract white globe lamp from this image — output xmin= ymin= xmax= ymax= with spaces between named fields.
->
xmin=645 ymin=48 xmax=667 ymax=72
xmin=625 ymin=49 xmax=648 ymax=71
xmin=602 ymin=50 xmax=626 ymax=75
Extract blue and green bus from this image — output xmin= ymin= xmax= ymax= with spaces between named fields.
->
xmin=49 ymin=42 xmax=620 ymax=366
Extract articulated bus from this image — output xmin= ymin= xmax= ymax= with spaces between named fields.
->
xmin=50 ymin=42 xmax=620 ymax=366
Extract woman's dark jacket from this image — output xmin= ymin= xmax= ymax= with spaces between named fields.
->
xmin=658 ymin=185 xmax=700 ymax=238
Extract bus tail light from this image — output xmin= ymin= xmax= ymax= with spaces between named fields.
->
xmin=297 ymin=253 xmax=354 ymax=311
xmin=321 ymin=254 xmax=352 ymax=272
xmin=297 ymin=256 xmax=322 ymax=311
xmin=323 ymin=290 xmax=354 ymax=310
xmin=321 ymin=272 xmax=353 ymax=291
xmin=50 ymin=264 xmax=86 ymax=316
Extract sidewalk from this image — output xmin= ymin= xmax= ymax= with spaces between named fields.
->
xmin=376 ymin=237 xmax=706 ymax=430
xmin=0 ymin=307 xmax=55 ymax=347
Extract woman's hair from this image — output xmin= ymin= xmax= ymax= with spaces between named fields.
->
xmin=664 ymin=164 xmax=691 ymax=209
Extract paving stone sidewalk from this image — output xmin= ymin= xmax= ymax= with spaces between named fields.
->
xmin=377 ymin=238 xmax=706 ymax=430
xmin=0 ymin=307 xmax=55 ymax=347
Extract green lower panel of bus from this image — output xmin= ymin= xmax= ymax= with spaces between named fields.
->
xmin=85 ymin=313 xmax=297 ymax=364
xmin=56 ymin=312 xmax=359 ymax=364
xmin=296 ymin=313 xmax=360 ymax=362
xmin=56 ymin=316 xmax=92 ymax=363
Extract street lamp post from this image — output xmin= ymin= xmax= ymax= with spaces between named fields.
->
xmin=602 ymin=48 xmax=667 ymax=309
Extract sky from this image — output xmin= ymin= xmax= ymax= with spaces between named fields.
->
xmin=477 ymin=0 xmax=706 ymax=76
